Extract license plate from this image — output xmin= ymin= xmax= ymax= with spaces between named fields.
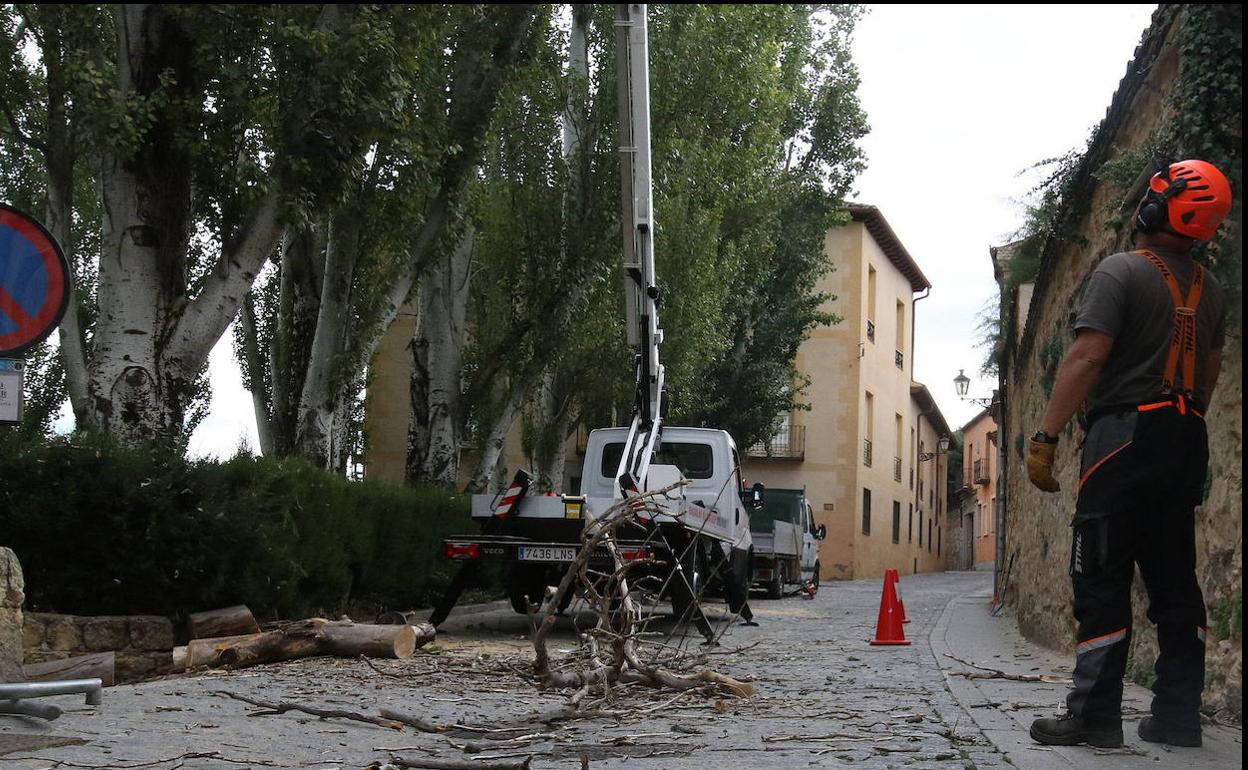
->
xmin=518 ymin=546 xmax=577 ymax=562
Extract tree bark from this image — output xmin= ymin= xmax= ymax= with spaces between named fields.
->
xmin=467 ymin=377 xmax=531 ymax=493
xmin=408 ymin=228 xmax=474 ymax=486
xmin=529 ymin=7 xmax=591 ymax=494
xmin=270 ymin=227 xmax=327 ymax=456
xmin=239 ymin=298 xmax=274 ymax=456
xmin=22 ymin=652 xmax=115 ymax=687
xmin=186 ymin=605 xmax=261 ymax=640
xmin=174 ymin=620 xmax=434 ymax=670
xmin=40 ymin=23 xmax=91 ymax=423
xmin=87 ymin=6 xmax=284 ymax=445
xmin=319 ymin=622 xmax=434 ymax=659
xmin=296 ymin=213 xmax=359 ymax=469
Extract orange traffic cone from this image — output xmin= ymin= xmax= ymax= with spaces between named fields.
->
xmin=888 ymin=569 xmax=910 ymax=624
xmin=870 ymin=571 xmax=910 ymax=646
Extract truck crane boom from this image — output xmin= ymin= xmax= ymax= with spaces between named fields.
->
xmin=613 ymin=3 xmax=664 ymax=498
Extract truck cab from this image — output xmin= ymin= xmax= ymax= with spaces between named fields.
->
xmin=581 ymin=426 xmax=753 ymax=551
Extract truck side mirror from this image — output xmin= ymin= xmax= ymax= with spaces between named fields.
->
xmin=747 ymin=482 xmax=765 ymax=509
xmin=816 ymin=524 xmax=827 ymax=540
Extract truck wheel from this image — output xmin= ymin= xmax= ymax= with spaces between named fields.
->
xmin=508 ymin=565 xmax=549 ymax=615
xmin=766 ymin=563 xmax=784 ymax=600
xmin=669 ymin=538 xmax=706 ymax=624
xmin=812 ymin=561 xmax=821 ymax=588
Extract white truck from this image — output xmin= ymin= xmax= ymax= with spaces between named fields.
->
xmin=444 ymin=427 xmax=756 ymax=628
xmin=749 ymin=488 xmax=824 ymax=599
xmin=431 ymin=4 xmax=757 ymax=636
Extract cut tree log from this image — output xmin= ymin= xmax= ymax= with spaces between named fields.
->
xmin=186 ymin=605 xmax=261 ymax=639
xmin=319 ymin=622 xmax=436 ymax=659
xmin=23 ymin=652 xmax=116 ymax=687
xmin=173 ymin=620 xmax=435 ymax=671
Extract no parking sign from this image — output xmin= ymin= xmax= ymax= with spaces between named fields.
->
xmin=1 ymin=202 xmax=71 ymax=425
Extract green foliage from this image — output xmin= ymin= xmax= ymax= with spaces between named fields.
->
xmin=650 ymin=4 xmax=868 ymax=448
xmin=1211 ymin=588 xmax=1242 ymax=642
xmin=1161 ymin=5 xmax=1242 ymax=319
xmin=1039 ymin=335 xmax=1065 ymax=398
xmin=0 ymin=433 xmax=473 ymax=619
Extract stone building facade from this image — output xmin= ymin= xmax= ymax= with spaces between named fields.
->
xmin=742 ymin=206 xmax=953 ymax=580
xmin=958 ymin=408 xmax=998 ymax=571
xmin=998 ymin=6 xmax=1241 ymax=719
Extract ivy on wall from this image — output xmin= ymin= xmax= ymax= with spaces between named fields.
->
xmin=1162 ymin=4 xmax=1242 ymax=312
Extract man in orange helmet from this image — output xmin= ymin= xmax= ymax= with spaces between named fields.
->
xmin=1026 ymin=159 xmax=1233 ymax=749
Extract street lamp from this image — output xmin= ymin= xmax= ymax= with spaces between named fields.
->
xmin=918 ymin=435 xmax=950 ymax=462
xmin=954 ymin=369 xmax=995 ymax=408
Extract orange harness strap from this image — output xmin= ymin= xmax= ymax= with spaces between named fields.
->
xmin=1135 ymin=250 xmax=1204 ymax=396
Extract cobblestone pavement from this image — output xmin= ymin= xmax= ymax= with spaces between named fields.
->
xmin=0 ymin=571 xmax=1240 ymax=769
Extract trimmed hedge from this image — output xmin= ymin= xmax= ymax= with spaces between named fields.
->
xmin=0 ymin=434 xmax=476 ymax=621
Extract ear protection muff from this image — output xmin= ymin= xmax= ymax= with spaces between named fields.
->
xmin=1135 ymin=164 xmax=1189 ymax=234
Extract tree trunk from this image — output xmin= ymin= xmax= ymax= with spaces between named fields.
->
xmin=318 ymin=622 xmax=434 ymax=659
xmin=22 ymin=652 xmax=115 ymax=687
xmin=270 ymin=227 xmax=326 ymax=456
xmin=408 ymin=228 xmax=474 ymax=486
xmin=186 ymin=605 xmax=261 ymax=640
xmin=529 ymin=7 xmax=591 ymax=494
xmin=174 ymin=620 xmax=433 ymax=670
xmin=467 ymin=377 xmax=531 ymax=493
xmin=295 ymin=213 xmax=358 ymax=469
xmin=239 ymin=298 xmax=274 ymax=456
xmin=87 ymin=6 xmax=284 ymax=445
xmin=40 ymin=34 xmax=91 ymax=423
xmin=532 ymin=369 xmax=572 ymax=492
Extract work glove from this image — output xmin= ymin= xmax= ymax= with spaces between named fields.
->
xmin=1026 ymin=437 xmax=1060 ymax=493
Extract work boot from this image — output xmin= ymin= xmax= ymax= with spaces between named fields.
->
xmin=1138 ymin=716 xmax=1202 ymax=747
xmin=1030 ymin=713 xmax=1123 ymax=747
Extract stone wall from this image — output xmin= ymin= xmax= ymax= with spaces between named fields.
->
xmin=1000 ymin=6 xmax=1242 ymax=721
xmin=23 ymin=613 xmax=175 ymax=683
xmin=1 ymin=547 xmax=23 ymax=682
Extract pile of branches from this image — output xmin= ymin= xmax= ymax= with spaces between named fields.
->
xmin=527 ymin=484 xmax=753 ymax=705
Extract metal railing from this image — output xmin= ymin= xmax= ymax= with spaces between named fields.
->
xmin=863 ymin=438 xmax=873 ymax=467
xmin=745 ymin=424 xmax=805 ymax=460
xmin=895 ymin=349 xmax=904 ymax=370
xmin=894 ymin=456 xmax=902 ymax=482
xmin=973 ymin=459 xmax=990 ymax=486
xmin=866 ymin=320 xmax=875 ymax=342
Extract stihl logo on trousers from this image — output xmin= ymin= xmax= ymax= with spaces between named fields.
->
xmin=1074 ymin=532 xmax=1084 ymax=574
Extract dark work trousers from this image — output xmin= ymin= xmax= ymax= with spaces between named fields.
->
xmin=1068 ymin=401 xmax=1209 ymax=730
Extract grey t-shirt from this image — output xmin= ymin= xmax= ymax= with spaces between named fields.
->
xmin=1075 ymin=246 xmax=1226 ymax=410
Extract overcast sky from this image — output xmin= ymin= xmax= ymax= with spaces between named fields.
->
xmin=849 ymin=3 xmax=1158 ymax=431
xmin=183 ymin=3 xmax=1160 ymax=459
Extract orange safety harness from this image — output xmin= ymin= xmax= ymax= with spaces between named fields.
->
xmin=1134 ymin=249 xmax=1205 ymax=418
xmin=1079 ymin=251 xmax=1207 ymax=490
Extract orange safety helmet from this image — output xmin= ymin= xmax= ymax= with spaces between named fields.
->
xmin=1135 ymin=159 xmax=1233 ymax=241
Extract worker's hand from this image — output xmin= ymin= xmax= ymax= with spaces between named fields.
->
xmin=1026 ymin=438 xmax=1060 ymax=493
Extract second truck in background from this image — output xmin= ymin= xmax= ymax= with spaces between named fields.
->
xmin=750 ymin=488 xmax=824 ymax=598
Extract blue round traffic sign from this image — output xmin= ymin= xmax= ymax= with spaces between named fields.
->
xmin=0 ymin=203 xmax=71 ymax=357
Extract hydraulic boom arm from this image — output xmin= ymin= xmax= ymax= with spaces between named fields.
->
xmin=613 ymin=3 xmax=664 ymax=498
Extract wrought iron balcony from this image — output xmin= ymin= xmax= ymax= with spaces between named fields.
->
xmin=895 ymin=349 xmax=904 ymax=370
xmin=973 ymin=459 xmax=990 ymax=486
xmin=894 ymin=456 xmax=902 ymax=482
xmin=863 ymin=438 xmax=873 ymax=467
xmin=866 ymin=320 xmax=875 ymax=342
xmin=745 ymin=424 xmax=805 ymax=460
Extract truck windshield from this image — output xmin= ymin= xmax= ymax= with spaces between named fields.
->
xmin=750 ymin=489 xmax=804 ymax=531
xmin=600 ymin=442 xmax=714 ymax=480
